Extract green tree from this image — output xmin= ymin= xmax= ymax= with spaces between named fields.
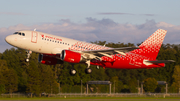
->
xmin=0 ymin=84 xmax=5 ymax=94
xmin=0 ymin=72 xmax=5 ymax=94
xmin=128 ymin=78 xmax=138 ymax=93
xmin=143 ymin=78 xmax=157 ymax=93
xmin=110 ymin=76 xmax=123 ymax=93
xmin=2 ymin=48 xmax=28 ymax=93
xmin=0 ymin=59 xmax=9 ymax=94
xmin=39 ymin=64 xmax=59 ymax=96
xmin=4 ymin=69 xmax=18 ymax=98
xmin=0 ymin=60 xmax=9 ymax=72
xmin=26 ymin=60 xmax=41 ymax=97
xmin=172 ymin=65 xmax=180 ymax=92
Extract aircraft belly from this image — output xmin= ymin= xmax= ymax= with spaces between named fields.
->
xmin=99 ymin=55 xmax=151 ymax=69
xmin=102 ymin=60 xmax=138 ymax=69
xmin=101 ymin=59 xmax=165 ymax=69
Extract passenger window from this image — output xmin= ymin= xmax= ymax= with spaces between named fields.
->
xmin=47 ymin=39 xmax=49 ymax=41
xmin=18 ymin=33 xmax=21 ymax=35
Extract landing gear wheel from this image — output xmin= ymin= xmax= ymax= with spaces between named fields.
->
xmin=26 ymin=58 xmax=29 ymax=62
xmin=70 ymin=69 xmax=76 ymax=75
xmin=85 ymin=68 xmax=92 ymax=74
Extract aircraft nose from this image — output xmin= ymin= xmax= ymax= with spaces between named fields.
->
xmin=5 ymin=35 xmax=12 ymax=44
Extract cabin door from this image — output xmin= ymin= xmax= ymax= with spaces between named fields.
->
xmin=31 ymin=31 xmax=38 ymax=43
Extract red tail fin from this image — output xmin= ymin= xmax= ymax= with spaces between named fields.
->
xmin=131 ymin=29 xmax=167 ymax=59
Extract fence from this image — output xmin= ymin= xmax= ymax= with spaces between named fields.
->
xmin=0 ymin=93 xmax=180 ymax=98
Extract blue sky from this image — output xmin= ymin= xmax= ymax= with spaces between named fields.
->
xmin=0 ymin=0 xmax=180 ymax=52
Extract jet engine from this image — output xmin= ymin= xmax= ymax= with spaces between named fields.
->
xmin=61 ymin=50 xmax=85 ymax=63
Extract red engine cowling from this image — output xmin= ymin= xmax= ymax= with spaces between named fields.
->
xmin=61 ymin=50 xmax=83 ymax=63
xmin=38 ymin=54 xmax=58 ymax=65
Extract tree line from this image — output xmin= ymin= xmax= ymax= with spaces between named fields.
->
xmin=0 ymin=41 xmax=180 ymax=97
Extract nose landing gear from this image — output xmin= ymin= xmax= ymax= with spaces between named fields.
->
xmin=26 ymin=50 xmax=32 ymax=62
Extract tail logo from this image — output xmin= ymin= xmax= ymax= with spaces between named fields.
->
xmin=132 ymin=29 xmax=167 ymax=59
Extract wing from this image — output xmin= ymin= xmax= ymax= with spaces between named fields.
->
xmin=79 ymin=47 xmax=139 ymax=60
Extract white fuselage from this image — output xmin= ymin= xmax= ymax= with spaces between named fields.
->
xmin=5 ymin=31 xmax=110 ymax=54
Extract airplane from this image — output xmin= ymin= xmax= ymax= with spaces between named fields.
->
xmin=5 ymin=29 xmax=175 ymax=75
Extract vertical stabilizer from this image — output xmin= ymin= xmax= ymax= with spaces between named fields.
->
xmin=131 ymin=29 xmax=167 ymax=59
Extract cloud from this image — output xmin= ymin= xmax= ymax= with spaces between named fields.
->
xmin=1 ymin=18 xmax=180 ymax=53
xmin=142 ymin=14 xmax=155 ymax=16
xmin=98 ymin=12 xmax=135 ymax=15
xmin=0 ymin=12 xmax=27 ymax=16
xmin=98 ymin=12 xmax=155 ymax=16
xmin=56 ymin=15 xmax=72 ymax=17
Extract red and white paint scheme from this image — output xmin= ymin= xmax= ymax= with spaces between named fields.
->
xmin=5 ymin=29 xmax=174 ymax=75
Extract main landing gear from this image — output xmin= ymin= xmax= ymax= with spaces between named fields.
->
xmin=69 ymin=60 xmax=92 ymax=75
xmin=26 ymin=50 xmax=32 ymax=62
xmin=70 ymin=68 xmax=76 ymax=75
xmin=70 ymin=67 xmax=92 ymax=75
xmin=70 ymin=64 xmax=77 ymax=75
xmin=85 ymin=68 xmax=92 ymax=74
xmin=85 ymin=60 xmax=92 ymax=74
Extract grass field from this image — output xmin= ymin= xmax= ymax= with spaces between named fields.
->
xmin=0 ymin=97 xmax=180 ymax=101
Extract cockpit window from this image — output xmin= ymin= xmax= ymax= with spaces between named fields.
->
xmin=14 ymin=32 xmax=25 ymax=36
xmin=14 ymin=32 xmax=18 ymax=34
xmin=22 ymin=33 xmax=25 ymax=36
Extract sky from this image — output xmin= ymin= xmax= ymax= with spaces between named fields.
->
xmin=0 ymin=0 xmax=180 ymax=53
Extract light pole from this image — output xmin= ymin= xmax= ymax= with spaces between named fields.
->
xmin=59 ymin=81 xmax=60 ymax=94
xmin=137 ymin=80 xmax=139 ymax=94
xmin=81 ymin=80 xmax=82 ymax=94
xmin=114 ymin=80 xmax=115 ymax=93
xmin=178 ymin=74 xmax=180 ymax=94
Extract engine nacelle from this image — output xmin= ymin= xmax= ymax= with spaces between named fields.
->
xmin=61 ymin=50 xmax=84 ymax=63
xmin=38 ymin=54 xmax=58 ymax=65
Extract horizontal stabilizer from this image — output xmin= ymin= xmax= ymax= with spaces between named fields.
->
xmin=147 ymin=60 xmax=175 ymax=63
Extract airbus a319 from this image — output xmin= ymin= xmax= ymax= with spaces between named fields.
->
xmin=5 ymin=29 xmax=174 ymax=75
